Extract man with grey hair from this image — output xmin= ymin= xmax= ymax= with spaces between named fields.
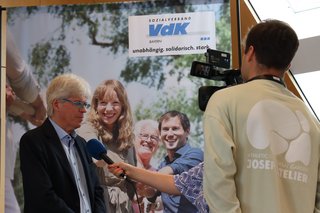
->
xmin=19 ymin=73 xmax=105 ymax=213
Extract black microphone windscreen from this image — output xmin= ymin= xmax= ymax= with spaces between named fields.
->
xmin=86 ymin=139 xmax=107 ymax=160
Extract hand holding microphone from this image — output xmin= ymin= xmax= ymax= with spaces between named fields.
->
xmin=108 ymin=163 xmax=128 ymax=178
xmin=86 ymin=139 xmax=127 ymax=179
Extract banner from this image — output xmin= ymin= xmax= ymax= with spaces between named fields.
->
xmin=6 ymin=1 xmax=231 ymax=211
xmin=129 ymin=11 xmax=216 ymax=57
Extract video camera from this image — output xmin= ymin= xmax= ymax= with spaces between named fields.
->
xmin=190 ymin=49 xmax=242 ymax=111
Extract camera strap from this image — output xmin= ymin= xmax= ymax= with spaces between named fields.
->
xmin=247 ymin=75 xmax=285 ymax=87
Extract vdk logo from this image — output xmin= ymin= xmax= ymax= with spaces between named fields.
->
xmin=149 ymin=22 xmax=190 ymax=36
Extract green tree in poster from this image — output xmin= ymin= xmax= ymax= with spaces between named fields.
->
xmin=8 ymin=1 xmax=230 ymax=90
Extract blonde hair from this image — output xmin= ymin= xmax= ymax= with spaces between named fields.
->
xmin=46 ymin=73 xmax=91 ymax=116
xmin=87 ymin=79 xmax=134 ymax=151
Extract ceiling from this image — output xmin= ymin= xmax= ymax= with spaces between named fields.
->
xmin=248 ymin=0 xmax=320 ymax=39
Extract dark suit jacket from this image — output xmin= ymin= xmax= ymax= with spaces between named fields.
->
xmin=19 ymin=118 xmax=106 ymax=213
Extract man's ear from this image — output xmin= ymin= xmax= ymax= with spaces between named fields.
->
xmin=246 ymin=46 xmax=255 ymax=62
xmin=186 ymin=128 xmax=190 ymax=135
xmin=52 ymin=99 xmax=61 ymax=111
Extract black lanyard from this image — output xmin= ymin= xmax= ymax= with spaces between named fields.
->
xmin=246 ymin=75 xmax=285 ymax=87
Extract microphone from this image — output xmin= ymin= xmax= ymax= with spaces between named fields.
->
xmin=86 ymin=139 xmax=126 ymax=178
xmin=86 ymin=139 xmax=114 ymax=164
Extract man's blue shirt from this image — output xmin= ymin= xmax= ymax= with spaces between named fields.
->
xmin=158 ymin=144 xmax=204 ymax=213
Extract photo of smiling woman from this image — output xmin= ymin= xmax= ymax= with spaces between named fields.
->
xmin=78 ymin=79 xmax=136 ymax=213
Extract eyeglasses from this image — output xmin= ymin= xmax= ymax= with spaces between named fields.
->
xmin=139 ymin=134 xmax=159 ymax=143
xmin=61 ymin=98 xmax=91 ymax=109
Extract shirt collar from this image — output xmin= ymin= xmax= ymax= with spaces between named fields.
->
xmin=49 ymin=118 xmax=77 ymax=146
xmin=164 ymin=143 xmax=190 ymax=162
